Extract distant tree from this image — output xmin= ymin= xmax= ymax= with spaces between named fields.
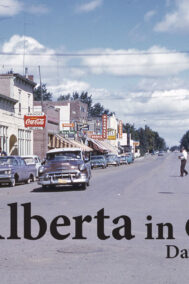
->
xmin=180 ymin=130 xmax=189 ymax=151
xmin=57 ymin=91 xmax=113 ymax=117
xmin=57 ymin=94 xmax=71 ymax=101
xmin=170 ymin=145 xmax=180 ymax=152
xmin=34 ymin=84 xmax=52 ymax=101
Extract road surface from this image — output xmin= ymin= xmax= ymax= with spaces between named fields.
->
xmin=0 ymin=152 xmax=189 ymax=284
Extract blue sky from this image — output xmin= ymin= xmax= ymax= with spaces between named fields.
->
xmin=1 ymin=0 xmax=189 ymax=146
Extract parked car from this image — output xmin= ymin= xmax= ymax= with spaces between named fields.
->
xmin=22 ymin=155 xmax=41 ymax=177
xmin=90 ymin=155 xmax=107 ymax=169
xmin=0 ymin=156 xmax=37 ymax=187
xmin=106 ymin=154 xmax=120 ymax=166
xmin=125 ymin=153 xmax=134 ymax=164
xmin=158 ymin=151 xmax=164 ymax=156
xmin=119 ymin=156 xmax=128 ymax=165
xmin=38 ymin=148 xmax=91 ymax=190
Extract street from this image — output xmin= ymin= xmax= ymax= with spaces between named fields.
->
xmin=0 ymin=152 xmax=189 ymax=284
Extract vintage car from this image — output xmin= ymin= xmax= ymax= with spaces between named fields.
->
xmin=105 ymin=154 xmax=120 ymax=166
xmin=38 ymin=148 xmax=91 ymax=190
xmin=22 ymin=155 xmax=41 ymax=177
xmin=119 ymin=156 xmax=128 ymax=165
xmin=125 ymin=153 xmax=134 ymax=164
xmin=90 ymin=155 xmax=107 ymax=169
xmin=0 ymin=156 xmax=37 ymax=187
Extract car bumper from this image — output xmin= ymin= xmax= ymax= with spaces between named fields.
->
xmin=38 ymin=173 xmax=88 ymax=186
xmin=91 ymin=163 xmax=105 ymax=168
xmin=0 ymin=174 xmax=14 ymax=183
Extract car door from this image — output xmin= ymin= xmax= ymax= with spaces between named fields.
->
xmin=20 ymin=158 xmax=29 ymax=181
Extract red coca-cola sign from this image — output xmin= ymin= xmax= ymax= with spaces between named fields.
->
xmin=24 ymin=115 xmax=46 ymax=128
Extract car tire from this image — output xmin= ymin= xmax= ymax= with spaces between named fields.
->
xmin=30 ymin=175 xmax=36 ymax=182
xmin=25 ymin=177 xmax=31 ymax=184
xmin=10 ymin=178 xmax=16 ymax=187
xmin=81 ymin=183 xmax=87 ymax=190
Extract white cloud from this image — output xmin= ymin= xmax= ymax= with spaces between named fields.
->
xmin=155 ymin=0 xmax=189 ymax=32
xmin=75 ymin=0 xmax=102 ymax=13
xmin=0 ymin=0 xmax=22 ymax=16
xmin=48 ymin=81 xmax=90 ymax=100
xmin=144 ymin=10 xmax=156 ymax=22
xmin=0 ymin=0 xmax=48 ymax=16
xmin=1 ymin=34 xmax=189 ymax=145
xmin=80 ymin=46 xmax=189 ymax=77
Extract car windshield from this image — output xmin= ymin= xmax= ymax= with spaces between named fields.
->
xmin=107 ymin=155 xmax=116 ymax=160
xmin=0 ymin=157 xmax=15 ymax=165
xmin=23 ymin=158 xmax=35 ymax=164
xmin=91 ymin=156 xmax=104 ymax=160
xmin=47 ymin=151 xmax=81 ymax=161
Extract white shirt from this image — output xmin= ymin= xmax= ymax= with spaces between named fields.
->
xmin=180 ymin=150 xmax=187 ymax=160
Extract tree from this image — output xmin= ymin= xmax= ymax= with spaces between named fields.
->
xmin=33 ymin=84 xmax=52 ymax=101
xmin=180 ymin=130 xmax=189 ymax=151
xmin=57 ymin=91 xmax=114 ymax=117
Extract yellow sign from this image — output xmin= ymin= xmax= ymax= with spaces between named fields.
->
xmin=107 ymin=135 xmax=116 ymax=140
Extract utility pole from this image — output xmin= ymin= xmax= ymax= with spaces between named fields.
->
xmin=38 ymin=65 xmax=43 ymax=109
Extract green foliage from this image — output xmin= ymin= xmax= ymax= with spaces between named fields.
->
xmin=57 ymin=91 xmax=113 ymax=117
xmin=34 ymin=84 xmax=52 ymax=101
xmin=123 ymin=123 xmax=166 ymax=155
xmin=180 ymin=130 xmax=189 ymax=151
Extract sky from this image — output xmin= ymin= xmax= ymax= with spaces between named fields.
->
xmin=1 ymin=0 xmax=189 ymax=146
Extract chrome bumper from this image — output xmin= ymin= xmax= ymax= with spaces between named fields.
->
xmin=38 ymin=173 xmax=88 ymax=186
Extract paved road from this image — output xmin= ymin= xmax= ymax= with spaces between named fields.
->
xmin=0 ymin=153 xmax=189 ymax=284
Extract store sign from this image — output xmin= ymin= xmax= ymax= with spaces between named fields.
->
xmin=62 ymin=123 xmax=74 ymax=127
xmin=24 ymin=115 xmax=46 ymax=128
xmin=102 ymin=114 xmax=107 ymax=139
xmin=119 ymin=120 xmax=123 ymax=139
xmin=91 ymin=135 xmax=103 ymax=140
xmin=107 ymin=129 xmax=116 ymax=140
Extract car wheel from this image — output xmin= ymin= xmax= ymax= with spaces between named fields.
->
xmin=81 ymin=183 xmax=87 ymax=190
xmin=10 ymin=178 xmax=16 ymax=187
xmin=25 ymin=177 xmax=31 ymax=184
xmin=30 ymin=175 xmax=36 ymax=182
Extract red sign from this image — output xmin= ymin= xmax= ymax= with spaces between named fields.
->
xmin=102 ymin=114 xmax=107 ymax=139
xmin=119 ymin=120 xmax=123 ymax=138
xmin=91 ymin=135 xmax=103 ymax=140
xmin=24 ymin=115 xmax=46 ymax=128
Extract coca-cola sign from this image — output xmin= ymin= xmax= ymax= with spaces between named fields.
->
xmin=24 ymin=115 xmax=46 ymax=128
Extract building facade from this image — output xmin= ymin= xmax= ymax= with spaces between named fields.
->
xmin=0 ymin=73 xmax=36 ymax=155
xmin=33 ymin=102 xmax=60 ymax=159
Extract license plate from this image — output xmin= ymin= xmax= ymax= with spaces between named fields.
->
xmin=58 ymin=179 xmax=67 ymax=184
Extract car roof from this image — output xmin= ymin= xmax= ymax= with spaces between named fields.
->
xmin=21 ymin=155 xmax=39 ymax=158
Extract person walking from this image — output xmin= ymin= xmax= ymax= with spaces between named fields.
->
xmin=179 ymin=146 xmax=188 ymax=177
xmin=0 ymin=147 xmax=7 ymax=156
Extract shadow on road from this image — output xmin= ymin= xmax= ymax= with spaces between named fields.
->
xmin=170 ymin=175 xmax=181 ymax=177
xmin=31 ymin=185 xmax=86 ymax=193
xmin=158 ymin=192 xmax=175 ymax=194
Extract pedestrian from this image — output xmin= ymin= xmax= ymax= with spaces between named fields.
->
xmin=178 ymin=146 xmax=188 ymax=177
xmin=0 ymin=147 xmax=7 ymax=157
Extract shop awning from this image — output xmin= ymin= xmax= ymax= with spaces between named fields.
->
xmin=56 ymin=134 xmax=93 ymax=152
xmin=87 ymin=138 xmax=108 ymax=153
